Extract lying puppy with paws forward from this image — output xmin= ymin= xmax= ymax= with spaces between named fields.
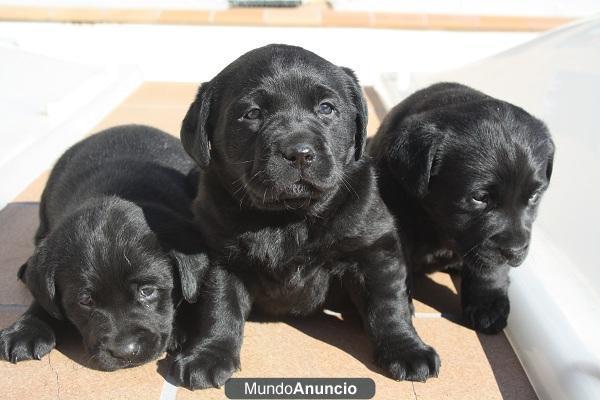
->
xmin=171 ymin=44 xmax=439 ymax=389
xmin=0 ymin=125 xmax=207 ymax=370
xmin=368 ymin=83 xmax=554 ymax=334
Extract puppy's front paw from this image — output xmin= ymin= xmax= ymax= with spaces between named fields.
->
xmin=0 ymin=317 xmax=56 ymax=363
xmin=170 ymin=347 xmax=240 ymax=390
xmin=376 ymin=341 xmax=440 ymax=382
xmin=463 ymin=293 xmax=510 ymax=334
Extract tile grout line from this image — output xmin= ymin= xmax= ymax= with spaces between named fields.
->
xmin=415 ymin=312 xmax=441 ymax=318
xmin=0 ymin=304 xmax=29 ymax=309
xmin=159 ymin=378 xmax=178 ymax=400
xmin=48 ymin=352 xmax=61 ymax=400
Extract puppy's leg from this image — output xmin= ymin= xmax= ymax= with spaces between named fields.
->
xmin=406 ymin=262 xmax=415 ymax=317
xmin=0 ymin=301 xmax=57 ymax=363
xmin=171 ymin=267 xmax=251 ymax=390
xmin=346 ymin=234 xmax=440 ymax=382
xmin=461 ymin=265 xmax=510 ymax=334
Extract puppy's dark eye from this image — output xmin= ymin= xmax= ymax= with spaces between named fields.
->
xmin=79 ymin=293 xmax=93 ymax=307
xmin=318 ymin=102 xmax=334 ymax=115
xmin=471 ymin=193 xmax=489 ymax=207
xmin=244 ymin=108 xmax=262 ymax=120
xmin=528 ymin=191 xmax=541 ymax=204
xmin=139 ymin=286 xmax=158 ymax=300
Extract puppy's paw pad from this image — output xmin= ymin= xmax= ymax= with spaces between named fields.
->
xmin=0 ymin=319 xmax=56 ymax=363
xmin=464 ymin=295 xmax=510 ymax=334
xmin=170 ymin=349 xmax=239 ymax=390
xmin=377 ymin=343 xmax=440 ymax=382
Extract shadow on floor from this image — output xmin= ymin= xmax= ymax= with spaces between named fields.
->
xmin=449 ymin=273 xmax=537 ymax=400
xmin=412 ymin=272 xmax=464 ymax=323
xmin=286 ymin=273 xmax=536 ymax=399
xmin=283 ymin=311 xmax=382 ymax=375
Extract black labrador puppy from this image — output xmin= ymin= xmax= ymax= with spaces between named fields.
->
xmin=0 ymin=125 xmax=207 ymax=370
xmin=170 ymin=44 xmax=440 ymax=389
xmin=368 ymin=83 xmax=555 ymax=334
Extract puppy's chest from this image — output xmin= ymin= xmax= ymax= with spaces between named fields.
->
xmin=230 ymin=223 xmax=340 ymax=274
xmin=227 ymin=224 xmax=346 ymax=316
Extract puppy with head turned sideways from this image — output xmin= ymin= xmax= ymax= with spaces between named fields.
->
xmin=369 ymin=82 xmax=554 ymax=334
xmin=0 ymin=125 xmax=207 ymax=370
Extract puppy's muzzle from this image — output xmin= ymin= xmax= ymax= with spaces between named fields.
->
xmin=498 ymin=243 xmax=529 ymax=267
xmin=283 ymin=143 xmax=315 ymax=169
xmin=91 ymin=328 xmax=163 ymax=370
xmin=108 ymin=336 xmax=142 ymax=362
xmin=490 ymin=231 xmax=530 ymax=266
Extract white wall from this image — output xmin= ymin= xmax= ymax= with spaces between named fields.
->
xmin=0 ymin=22 xmax=536 ymax=85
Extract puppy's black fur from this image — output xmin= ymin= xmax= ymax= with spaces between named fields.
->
xmin=368 ymin=83 xmax=555 ymax=334
xmin=172 ymin=44 xmax=439 ymax=389
xmin=0 ymin=125 xmax=207 ymax=370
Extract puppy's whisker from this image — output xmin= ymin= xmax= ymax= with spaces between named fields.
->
xmin=230 ymin=157 xmax=269 ymax=165
xmin=472 ymin=253 xmax=486 ymax=274
xmin=335 ymin=170 xmax=359 ymax=200
xmin=239 ymin=191 xmax=249 ymax=208
xmin=342 ymin=172 xmax=359 ymax=199
xmin=462 ymin=241 xmax=483 ymax=259
xmin=238 ymin=172 xmax=264 ymax=208
xmin=85 ymin=353 xmax=99 ymax=367
xmin=231 ymin=166 xmax=265 ymax=187
xmin=232 ymin=170 xmax=264 ymax=198
xmin=231 ymin=176 xmax=245 ymax=186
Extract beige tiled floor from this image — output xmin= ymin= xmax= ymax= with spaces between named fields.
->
xmin=0 ymin=3 xmax=573 ymax=31
xmin=0 ymin=82 xmax=537 ymax=399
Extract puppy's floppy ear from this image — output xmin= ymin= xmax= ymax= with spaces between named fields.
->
xmin=181 ymin=82 xmax=214 ymax=169
xmin=22 ymin=241 xmax=64 ymax=320
xmin=171 ymin=250 xmax=209 ymax=304
xmin=145 ymin=206 xmax=209 ymax=304
xmin=386 ymin=118 xmax=445 ymax=198
xmin=341 ymin=67 xmax=368 ymax=161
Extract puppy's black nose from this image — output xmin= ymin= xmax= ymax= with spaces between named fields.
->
xmin=491 ymin=229 xmax=528 ymax=250
xmin=109 ymin=340 xmax=141 ymax=361
xmin=283 ymin=144 xmax=315 ymax=168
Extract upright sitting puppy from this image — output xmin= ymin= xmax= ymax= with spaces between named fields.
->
xmin=172 ymin=44 xmax=439 ymax=389
xmin=0 ymin=125 xmax=207 ymax=370
xmin=369 ymin=83 xmax=555 ymax=334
